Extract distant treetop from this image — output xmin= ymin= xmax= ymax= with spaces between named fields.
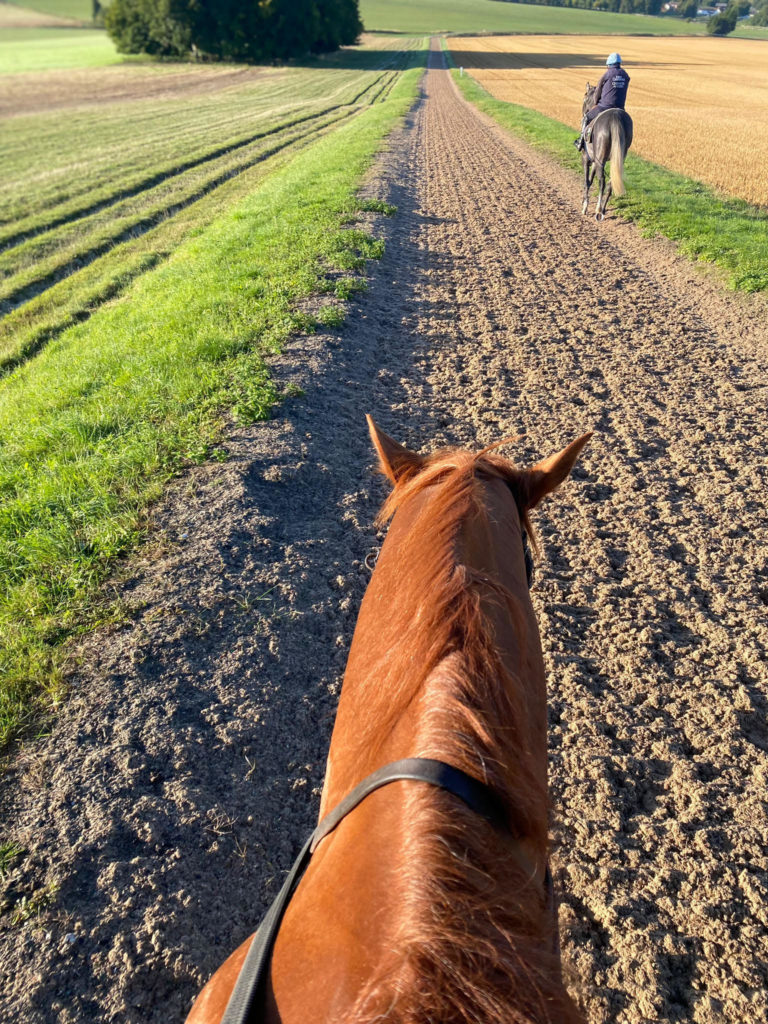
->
xmin=105 ymin=0 xmax=363 ymax=61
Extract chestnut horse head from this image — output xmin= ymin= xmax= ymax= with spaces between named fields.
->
xmin=188 ymin=419 xmax=591 ymax=1024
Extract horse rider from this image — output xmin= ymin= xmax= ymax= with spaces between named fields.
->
xmin=574 ymin=53 xmax=630 ymax=151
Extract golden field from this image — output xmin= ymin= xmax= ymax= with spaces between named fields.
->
xmin=448 ymin=35 xmax=768 ymax=207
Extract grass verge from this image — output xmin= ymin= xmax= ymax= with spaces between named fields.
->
xmin=449 ymin=58 xmax=768 ymax=293
xmin=0 ymin=56 xmax=425 ymax=748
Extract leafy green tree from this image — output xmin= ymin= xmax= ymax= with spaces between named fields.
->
xmin=105 ymin=0 xmax=154 ymax=54
xmin=313 ymin=0 xmax=362 ymax=52
xmin=678 ymin=0 xmax=699 ymax=18
xmin=106 ymin=0 xmax=362 ymax=60
xmin=706 ymin=4 xmax=738 ymax=33
xmin=258 ymin=0 xmax=318 ymax=59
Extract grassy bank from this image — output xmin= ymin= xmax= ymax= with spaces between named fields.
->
xmin=0 ymin=52 xmax=426 ymax=747
xmin=449 ymin=62 xmax=768 ymax=292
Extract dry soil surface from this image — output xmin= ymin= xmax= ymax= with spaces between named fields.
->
xmin=1 ymin=43 xmax=767 ymax=1024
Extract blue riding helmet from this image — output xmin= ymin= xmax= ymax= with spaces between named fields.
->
xmin=606 ymin=53 xmax=622 ymax=65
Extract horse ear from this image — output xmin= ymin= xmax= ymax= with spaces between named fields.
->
xmin=524 ymin=433 xmax=592 ymax=509
xmin=366 ymin=415 xmax=424 ymax=485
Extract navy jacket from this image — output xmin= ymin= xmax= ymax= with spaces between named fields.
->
xmin=594 ymin=66 xmax=630 ymax=109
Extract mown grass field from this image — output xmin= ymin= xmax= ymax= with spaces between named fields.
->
xmin=0 ymin=27 xmax=121 ymax=71
xmin=360 ymin=0 xmax=768 ymax=38
xmin=444 ymin=46 xmax=768 ymax=292
xmin=449 ymin=34 xmax=768 ymax=208
xmin=0 ymin=36 xmax=427 ymax=746
xmin=4 ymin=0 xmax=92 ymax=18
xmin=1 ymin=45 xmax=418 ymax=371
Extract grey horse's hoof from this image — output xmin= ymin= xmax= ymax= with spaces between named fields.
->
xmin=581 ymin=199 xmax=588 ymax=215
xmin=595 ymin=211 xmax=605 ymax=222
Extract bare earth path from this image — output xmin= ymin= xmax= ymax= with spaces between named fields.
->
xmin=2 ymin=44 xmax=767 ymax=1024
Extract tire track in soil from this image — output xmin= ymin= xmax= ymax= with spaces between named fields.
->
xmin=1 ymin=42 xmax=767 ymax=1024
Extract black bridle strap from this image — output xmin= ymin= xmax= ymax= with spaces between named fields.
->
xmin=310 ymin=757 xmax=506 ymax=852
xmin=220 ymin=759 xmax=507 ymax=1024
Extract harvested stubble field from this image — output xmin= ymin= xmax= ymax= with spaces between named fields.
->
xmin=0 ymin=2 xmax=78 ymax=28
xmin=449 ymin=35 xmax=768 ymax=208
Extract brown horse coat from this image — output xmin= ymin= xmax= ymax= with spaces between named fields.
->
xmin=187 ymin=419 xmax=591 ymax=1024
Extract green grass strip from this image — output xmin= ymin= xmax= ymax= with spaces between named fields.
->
xmin=0 ymin=57 xmax=426 ymax=747
xmin=0 ymin=28 xmax=121 ymax=73
xmin=449 ymin=59 xmax=768 ymax=293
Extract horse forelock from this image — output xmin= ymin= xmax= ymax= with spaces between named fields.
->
xmin=376 ymin=445 xmax=535 ymax=545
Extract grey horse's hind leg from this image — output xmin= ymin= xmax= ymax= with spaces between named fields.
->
xmin=594 ymin=162 xmax=606 ymax=220
xmin=581 ymin=153 xmax=594 ymax=215
xmin=600 ymin=182 xmax=613 ymax=218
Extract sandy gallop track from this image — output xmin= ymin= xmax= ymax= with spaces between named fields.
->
xmin=2 ymin=41 xmax=767 ymax=1024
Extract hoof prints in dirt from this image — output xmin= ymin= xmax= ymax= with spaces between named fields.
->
xmin=2 ymin=50 xmax=768 ymax=1024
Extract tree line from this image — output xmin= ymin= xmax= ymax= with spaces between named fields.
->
xmin=105 ymin=0 xmax=362 ymax=60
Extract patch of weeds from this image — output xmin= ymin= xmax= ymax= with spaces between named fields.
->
xmin=334 ymin=277 xmax=367 ymax=300
xmin=329 ymin=229 xmax=386 ymax=271
xmin=0 ymin=841 xmax=24 ymax=878
xmin=359 ymin=199 xmax=397 ymax=216
xmin=316 ymin=304 xmax=346 ymax=329
xmin=8 ymin=882 xmax=59 ymax=926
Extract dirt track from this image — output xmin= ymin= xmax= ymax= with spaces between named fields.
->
xmin=1 ymin=43 xmax=767 ymax=1024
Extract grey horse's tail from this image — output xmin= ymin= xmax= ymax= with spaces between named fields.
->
xmin=609 ymin=119 xmax=626 ymax=197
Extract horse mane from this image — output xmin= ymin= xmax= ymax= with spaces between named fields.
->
xmin=345 ymin=447 xmax=582 ymax=1024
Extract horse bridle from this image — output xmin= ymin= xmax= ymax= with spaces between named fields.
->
xmin=219 ymin=507 xmax=549 ymax=1024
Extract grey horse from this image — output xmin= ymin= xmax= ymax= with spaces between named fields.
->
xmin=580 ymin=83 xmax=633 ymax=221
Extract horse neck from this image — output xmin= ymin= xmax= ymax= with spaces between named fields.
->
xmin=280 ymin=472 xmax=583 ymax=1024
xmin=322 ymin=472 xmax=549 ymax=844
